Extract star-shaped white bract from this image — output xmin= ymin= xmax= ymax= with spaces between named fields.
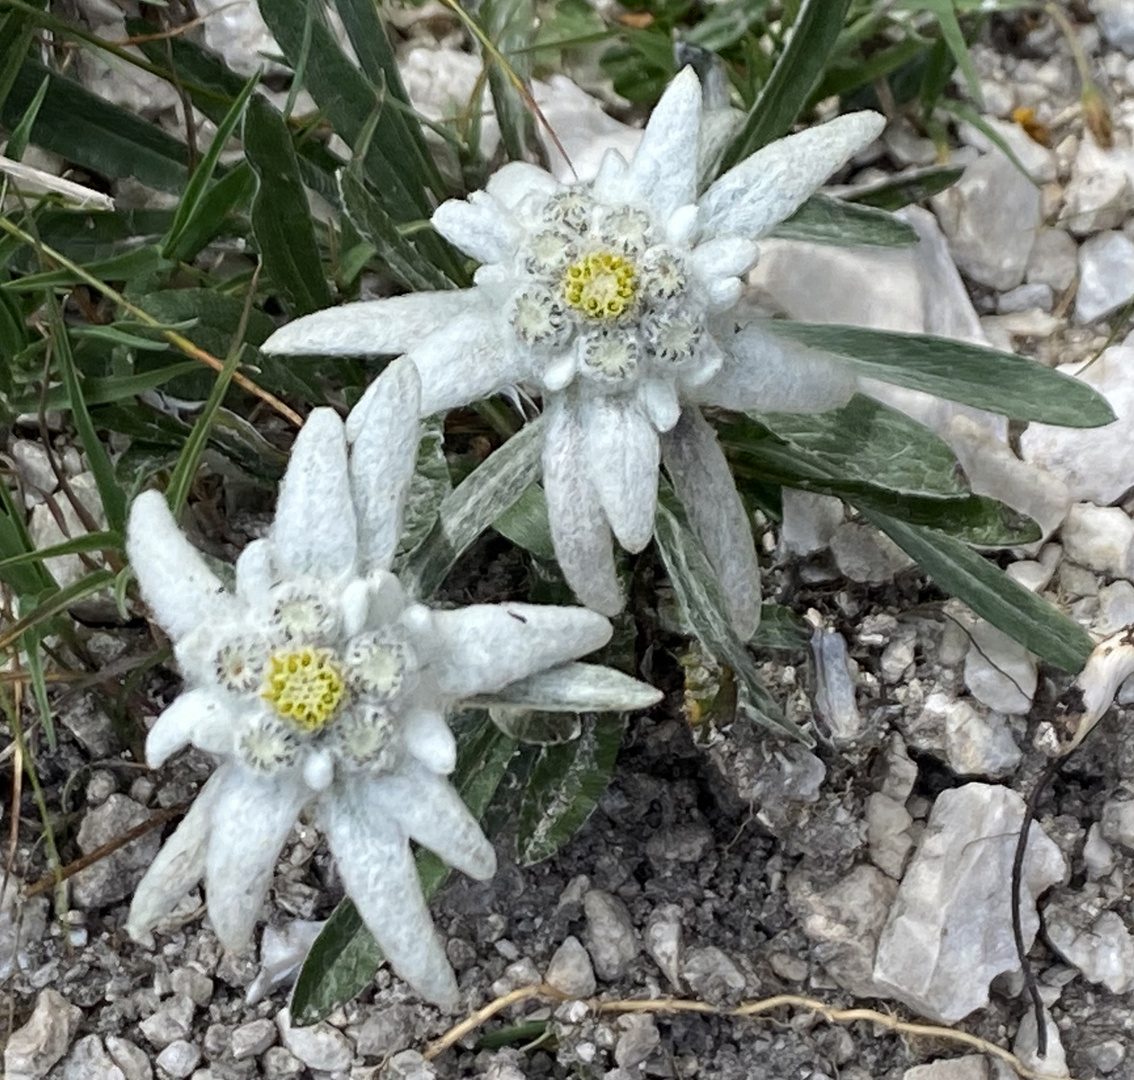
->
xmin=125 ymin=360 xmax=649 ymax=1008
xmin=263 ymin=69 xmax=884 ymax=637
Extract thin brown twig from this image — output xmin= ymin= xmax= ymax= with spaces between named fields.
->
xmin=23 ymin=801 xmax=189 ymax=898
xmin=422 ymin=984 xmax=1077 ymax=1080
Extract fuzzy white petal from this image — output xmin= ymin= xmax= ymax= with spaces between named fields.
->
xmin=640 ymin=378 xmax=682 ymax=433
xmin=146 ymin=689 xmax=234 ymax=768
xmin=582 ymin=396 xmax=660 ymax=554
xmin=126 ymin=769 xmax=226 ymax=938
xmin=403 ymin=706 xmax=457 ymax=774
xmin=271 ymin=408 xmax=358 ymax=581
xmin=127 ymin=491 xmax=234 ymax=642
xmin=624 ymin=66 xmax=702 ymax=218
xmin=260 ymin=292 xmax=478 ymax=357
xmin=699 ymin=112 xmax=885 ymax=241
xmin=485 ymin=161 xmax=561 ymax=209
xmin=591 ymin=148 xmax=630 ymax=204
xmin=433 ymin=192 xmax=523 ymax=264
xmin=430 ymin=603 xmax=612 ymax=698
xmin=204 ymin=767 xmax=309 ymax=950
xmin=409 ymin=308 xmax=528 ymax=416
xmin=372 ymin=761 xmax=496 ymax=881
xmin=692 ymin=237 xmax=759 ymax=280
xmin=348 ymin=359 xmax=422 ymax=575
xmin=543 ymin=398 xmax=623 ymax=616
xmin=662 ymin=409 xmax=762 ymax=640
xmin=234 ymin=539 xmax=276 ymax=609
xmin=693 ymin=322 xmax=857 ymax=413
xmin=322 ymin=782 xmax=458 ymax=1008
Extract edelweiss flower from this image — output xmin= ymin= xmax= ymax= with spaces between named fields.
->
xmin=127 ymin=360 xmax=656 ymax=1007
xmin=263 ymin=68 xmax=884 ymax=637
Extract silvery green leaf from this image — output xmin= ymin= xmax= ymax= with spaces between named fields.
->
xmin=473 ymin=662 xmax=663 ymax=713
xmin=396 ymin=418 xmax=451 ymax=559
xmin=399 ymin=417 xmax=545 ymax=598
xmin=492 ymin=483 xmax=555 ymax=561
xmin=488 ymin=707 xmax=582 ymax=745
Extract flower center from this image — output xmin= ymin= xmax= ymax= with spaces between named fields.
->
xmin=262 ymin=647 xmax=345 ymax=731
xmin=563 ymin=251 xmax=638 ymax=320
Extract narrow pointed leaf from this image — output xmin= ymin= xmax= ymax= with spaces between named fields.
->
xmin=772 ymin=194 xmax=918 ymax=248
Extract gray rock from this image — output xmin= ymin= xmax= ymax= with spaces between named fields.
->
xmin=155 ymin=1041 xmax=201 ymax=1079
xmin=139 ymin=995 xmax=196 ymax=1049
xmin=72 ymin=794 xmax=162 ymax=909
xmin=260 ymin=1048 xmax=303 ymax=1080
xmin=1084 ymin=822 xmax=1117 ymax=879
xmin=245 ymin=919 xmax=325 ymax=1005
xmin=931 ymin=152 xmax=1041 ymax=289
xmin=170 ymin=967 xmax=214 ymax=1007
xmin=230 ymin=1019 xmax=277 ymax=1061
xmin=1062 ymin=503 xmax=1134 ymax=578
xmin=959 ymin=116 xmax=1057 ymax=183
xmin=811 ymin=626 xmax=865 ymax=743
xmin=4 ymin=989 xmax=82 ymax=1080
xmin=1093 ymin=0 xmax=1134 ymax=53
xmin=1076 ymin=231 xmax=1134 ymax=324
xmin=348 ymin=1006 xmax=416 ymax=1058
xmin=880 ymin=733 xmax=918 ymax=803
xmin=830 ymin=522 xmax=914 ymax=584
xmin=902 ymin=1056 xmax=988 ymax=1080
xmin=1013 ymin=1006 xmax=1069 ymax=1078
xmin=545 ymin=935 xmax=597 ymax=998
xmin=386 ymin=1050 xmax=437 ymax=1079
xmin=62 ymin=1035 xmax=125 ymax=1080
xmin=1046 ymin=897 xmax=1134 ymax=992
xmin=865 ymin=793 xmax=914 ymax=879
xmin=645 ymin=823 xmax=713 ymax=864
xmin=583 ymin=891 xmax=638 ymax=981
xmin=613 ymin=1014 xmax=660 ymax=1069
xmin=879 ymin=636 xmax=915 ymax=685
xmin=914 ymin=692 xmax=1021 ymax=778
xmin=644 ymin=903 xmax=683 ymax=990
xmin=276 ymin=1009 xmax=352 ymax=1072
xmin=105 ymin=1038 xmax=151 ymax=1080
xmin=962 ymin=621 xmax=1036 ymax=717
xmin=681 ymin=946 xmax=746 ymax=1003
xmin=1086 ymin=1039 xmax=1127 ymax=1075
xmin=1063 ymin=137 xmax=1134 ymax=235
xmin=789 ymin=865 xmax=896 ymax=997
xmin=779 ymin=490 xmax=844 ymax=558
xmin=873 ymin=783 xmax=1066 ymax=1023
xmin=1025 ymin=228 xmax=1078 ymax=292
xmin=1100 ymin=798 xmax=1134 ymax=850
xmin=0 ymin=880 xmax=48 ymax=982
xmin=997 ymin=282 xmax=1053 ymax=314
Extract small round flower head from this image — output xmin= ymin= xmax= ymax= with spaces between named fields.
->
xmin=261 ymin=69 xmax=885 ymax=637
xmin=124 ymin=361 xmax=659 ymax=1010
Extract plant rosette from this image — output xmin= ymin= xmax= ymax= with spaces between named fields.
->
xmin=126 ymin=359 xmax=661 ymax=1007
xmin=264 ymin=67 xmax=884 ymax=637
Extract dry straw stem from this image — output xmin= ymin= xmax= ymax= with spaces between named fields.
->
xmin=0 ymin=218 xmax=303 ymax=427
xmin=423 ymin=984 xmax=1076 ymax=1080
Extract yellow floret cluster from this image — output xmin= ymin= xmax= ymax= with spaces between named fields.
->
xmin=262 ymin=646 xmax=345 ymax=731
xmin=563 ymin=251 xmax=638 ymax=320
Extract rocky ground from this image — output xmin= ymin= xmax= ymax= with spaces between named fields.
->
xmin=5 ymin=3 xmax=1134 ymax=1080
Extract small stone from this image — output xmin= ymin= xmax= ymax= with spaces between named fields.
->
xmin=1095 ymin=580 xmax=1134 ymax=636
xmin=1061 ymin=503 xmax=1134 ymax=578
xmin=1013 ymin=1006 xmax=1069 ymax=1078
xmin=1100 ymin=798 xmax=1134 ymax=850
xmin=769 ymin=953 xmax=809 ymax=983
xmin=830 ymin=522 xmax=913 ymax=584
xmin=931 ymin=151 xmax=1041 ymax=289
xmin=1084 ymin=822 xmax=1117 ymax=879
xmin=72 ymin=794 xmax=162 ymax=909
xmin=386 ymin=1050 xmax=437 ymax=1079
xmin=779 ymin=490 xmax=844 ymax=557
xmin=613 ymin=1014 xmax=660 ymax=1069
xmin=170 ymin=967 xmax=214 ymax=1007
xmin=261 ymin=1047 xmax=303 ymax=1080
xmin=1046 ymin=899 xmax=1134 ymax=992
xmin=873 ymin=783 xmax=1066 ymax=1023
xmin=880 ymin=637 xmax=915 ymax=685
xmin=349 ymin=1005 xmax=416 ymax=1058
xmin=997 ymin=282 xmax=1053 ymax=314
xmin=1093 ymin=0 xmax=1134 ymax=53
xmin=276 ymin=1009 xmax=352 ymax=1072
xmin=1025 ymin=228 xmax=1078 ymax=292
xmin=155 ymin=1041 xmax=202 ymax=1080
xmin=139 ymin=995 xmax=196 ymax=1049
xmin=1063 ymin=137 xmax=1134 ymax=236
xmin=85 ymin=770 xmax=118 ymax=805
xmin=583 ymin=891 xmax=638 ymax=981
xmin=866 ymin=792 xmax=914 ymax=879
xmin=4 ymin=989 xmax=82 ymax=1080
xmin=902 ymin=1056 xmax=988 ymax=1080
xmin=62 ymin=1035 xmax=124 ymax=1080
xmin=230 ymin=1019 xmax=277 ymax=1061
xmin=0 ymin=881 xmax=48 ymax=983
xmin=105 ymin=1038 xmax=151 ymax=1080
xmin=645 ymin=823 xmax=713 ymax=864
xmin=880 ymin=733 xmax=918 ymax=803
xmin=245 ymin=919 xmax=325 ymax=1004
xmin=644 ymin=903 xmax=683 ymax=990
xmin=681 ymin=946 xmax=746 ymax=1003
xmin=915 ymin=692 xmax=1022 ymax=778
xmin=545 ymin=936 xmax=597 ymax=998
xmin=1076 ymin=231 xmax=1134 ymax=324
xmin=963 ymin=621 xmax=1037 ymax=717
xmin=1086 ymin=1039 xmax=1127 ymax=1075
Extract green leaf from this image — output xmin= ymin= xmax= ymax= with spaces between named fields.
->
xmin=7 ymin=361 xmax=202 ymax=414
xmin=289 ymin=716 xmax=516 ymax=1023
xmin=163 ymin=73 xmax=258 ymax=261
xmin=163 ymin=164 xmax=256 ymax=264
xmin=848 ymin=166 xmax=964 ymax=210
xmin=897 ymin=0 xmax=984 ymax=108
xmin=0 ymin=480 xmax=55 ymax=596
xmin=654 ymin=495 xmax=810 ymax=745
xmin=750 ymin=603 xmax=810 ymax=650
xmin=491 ymin=483 xmax=555 ymax=561
xmin=50 ymin=300 xmax=126 ymax=533
xmin=2 ymin=58 xmax=189 ymax=192
xmin=400 ymin=418 xmax=545 ymax=598
xmin=859 ymin=508 xmax=1092 ymax=673
xmin=481 ymin=0 xmax=539 ymax=162
xmin=761 ymin=322 xmax=1117 ymax=427
xmin=244 ymin=95 xmax=332 ymax=315
xmin=515 ymin=712 xmax=625 ymax=865
xmin=720 ymin=0 xmax=853 ymax=169
xmin=5 ymin=246 xmax=171 ymax=293
xmin=771 ymin=194 xmax=918 ymax=248
xmin=0 ymin=569 xmax=117 ymax=651
xmin=488 ymin=707 xmax=582 ymax=745
xmin=0 ymin=530 xmax=120 ymax=574
xmin=396 ymin=418 xmax=451 ymax=558
xmin=6 ymin=72 xmax=48 ymax=161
